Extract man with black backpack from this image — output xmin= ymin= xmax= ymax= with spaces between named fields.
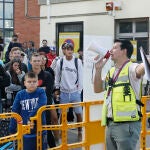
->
xmin=55 ymin=42 xmax=83 ymax=141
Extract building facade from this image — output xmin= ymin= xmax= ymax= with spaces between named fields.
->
xmin=1 ymin=0 xmax=149 ymax=59
xmin=39 ymin=0 xmax=150 ymax=61
xmin=0 ymin=0 xmax=40 ymax=48
xmin=0 ymin=0 xmax=149 ymax=149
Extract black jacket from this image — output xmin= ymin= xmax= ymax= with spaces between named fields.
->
xmin=0 ymin=64 xmax=10 ymax=88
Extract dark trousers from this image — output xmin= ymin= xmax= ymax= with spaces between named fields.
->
xmin=46 ymin=110 xmax=56 ymax=148
xmin=0 ymin=89 xmax=2 ymax=113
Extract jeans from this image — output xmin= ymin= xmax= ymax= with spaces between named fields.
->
xmin=60 ymin=91 xmax=82 ymax=114
xmin=106 ymin=120 xmax=141 ymax=150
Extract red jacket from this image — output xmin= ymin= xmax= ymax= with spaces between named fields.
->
xmin=46 ymin=53 xmax=56 ymax=67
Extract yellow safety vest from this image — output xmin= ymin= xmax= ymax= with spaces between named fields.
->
xmin=101 ymin=62 xmax=140 ymax=126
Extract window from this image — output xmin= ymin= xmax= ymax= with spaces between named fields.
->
xmin=5 ymin=3 xmax=13 ymax=19
xmin=116 ymin=18 xmax=149 ymax=62
xmin=0 ymin=29 xmax=3 ymax=37
xmin=5 ymin=20 xmax=13 ymax=28
xmin=5 ymin=0 xmax=13 ymax=2
xmin=0 ymin=1 xmax=14 ymax=44
xmin=4 ymin=29 xmax=13 ymax=37
xmin=136 ymin=21 xmax=148 ymax=32
xmin=119 ymin=22 xmax=132 ymax=33
xmin=56 ymin=22 xmax=83 ymax=55
xmin=0 ymin=20 xmax=3 ymax=28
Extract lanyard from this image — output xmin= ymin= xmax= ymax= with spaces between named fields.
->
xmin=107 ymin=60 xmax=130 ymax=97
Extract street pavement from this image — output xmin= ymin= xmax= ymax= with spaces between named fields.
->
xmin=56 ymin=128 xmax=82 ymax=150
xmin=66 ymin=123 xmax=150 ymax=150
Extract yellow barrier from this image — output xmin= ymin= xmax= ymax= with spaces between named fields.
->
xmin=30 ymin=100 xmax=105 ymax=150
xmin=0 ymin=112 xmax=30 ymax=150
xmin=141 ymin=96 xmax=150 ymax=150
xmin=1 ymin=97 xmax=150 ymax=150
xmin=30 ymin=98 xmax=150 ymax=150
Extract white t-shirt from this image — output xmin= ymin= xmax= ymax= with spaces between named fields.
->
xmin=55 ymin=56 xmax=83 ymax=93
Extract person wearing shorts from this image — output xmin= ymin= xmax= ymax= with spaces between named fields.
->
xmin=55 ymin=42 xmax=83 ymax=141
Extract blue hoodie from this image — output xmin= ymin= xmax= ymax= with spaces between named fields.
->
xmin=9 ymin=87 xmax=47 ymax=134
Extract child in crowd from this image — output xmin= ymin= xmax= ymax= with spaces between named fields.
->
xmin=9 ymin=71 xmax=47 ymax=150
xmin=5 ymin=59 xmax=25 ymax=106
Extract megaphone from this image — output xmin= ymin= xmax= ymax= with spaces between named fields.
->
xmin=86 ymin=41 xmax=110 ymax=63
xmin=87 ymin=41 xmax=107 ymax=55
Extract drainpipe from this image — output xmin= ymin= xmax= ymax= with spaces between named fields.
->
xmin=24 ymin=0 xmax=46 ymax=19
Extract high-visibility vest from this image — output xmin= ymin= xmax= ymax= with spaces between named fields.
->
xmin=101 ymin=62 xmax=140 ymax=126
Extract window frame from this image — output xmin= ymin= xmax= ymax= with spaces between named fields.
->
xmin=115 ymin=18 xmax=149 ymax=62
xmin=0 ymin=0 xmax=14 ymax=44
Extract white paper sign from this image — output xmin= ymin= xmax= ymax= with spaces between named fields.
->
xmin=140 ymin=47 xmax=150 ymax=81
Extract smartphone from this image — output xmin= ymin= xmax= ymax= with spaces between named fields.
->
xmin=104 ymin=50 xmax=110 ymax=59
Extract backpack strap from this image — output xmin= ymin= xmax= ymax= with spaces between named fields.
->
xmin=60 ymin=58 xmax=63 ymax=72
xmin=60 ymin=58 xmax=63 ymax=82
xmin=74 ymin=58 xmax=78 ymax=84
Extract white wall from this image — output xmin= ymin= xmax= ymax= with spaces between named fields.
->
xmin=115 ymin=0 xmax=150 ymax=19
xmin=40 ymin=0 xmax=115 ymax=45
xmin=40 ymin=0 xmax=150 ymax=45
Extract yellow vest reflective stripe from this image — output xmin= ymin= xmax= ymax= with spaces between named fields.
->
xmin=101 ymin=62 xmax=140 ymax=126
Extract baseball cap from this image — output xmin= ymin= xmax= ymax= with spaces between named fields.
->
xmin=63 ymin=43 xmax=74 ymax=50
xmin=50 ymin=46 xmax=56 ymax=51
xmin=61 ymin=42 xmax=67 ymax=49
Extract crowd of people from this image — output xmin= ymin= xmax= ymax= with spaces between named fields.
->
xmin=0 ymin=34 xmax=83 ymax=150
xmin=1 ymin=34 xmax=150 ymax=150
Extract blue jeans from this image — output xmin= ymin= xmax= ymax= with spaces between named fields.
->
xmin=106 ymin=121 xmax=141 ymax=150
xmin=60 ymin=91 xmax=82 ymax=114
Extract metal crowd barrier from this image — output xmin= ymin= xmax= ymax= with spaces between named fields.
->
xmin=1 ymin=97 xmax=150 ymax=150
xmin=29 ymin=100 xmax=105 ymax=150
xmin=0 ymin=112 xmax=30 ymax=150
xmin=141 ymin=96 xmax=150 ymax=150
xmin=0 ymin=101 xmax=105 ymax=150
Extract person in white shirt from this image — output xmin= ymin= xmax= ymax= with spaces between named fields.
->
xmin=55 ymin=43 xmax=83 ymax=141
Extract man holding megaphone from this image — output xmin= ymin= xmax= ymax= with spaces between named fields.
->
xmin=94 ymin=39 xmax=145 ymax=150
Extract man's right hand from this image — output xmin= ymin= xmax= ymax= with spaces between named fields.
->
xmin=94 ymin=55 xmax=108 ymax=71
